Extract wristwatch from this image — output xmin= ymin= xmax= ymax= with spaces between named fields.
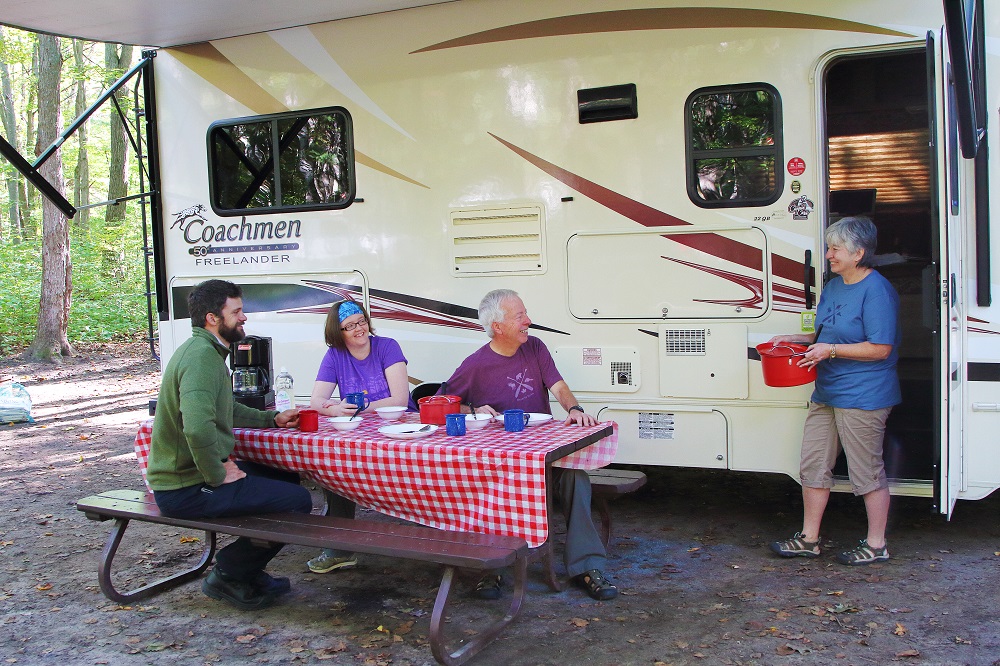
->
xmin=830 ymin=344 xmax=837 ymax=359
xmin=569 ymin=405 xmax=585 ymax=413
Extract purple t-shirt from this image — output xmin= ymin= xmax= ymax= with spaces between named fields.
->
xmin=441 ymin=336 xmax=563 ymax=413
xmin=315 ymin=335 xmax=414 ymax=408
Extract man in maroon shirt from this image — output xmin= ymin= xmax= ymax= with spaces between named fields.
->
xmin=440 ymin=289 xmax=618 ymax=601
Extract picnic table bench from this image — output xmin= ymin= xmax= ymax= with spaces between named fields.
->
xmin=77 ymin=489 xmax=528 ymax=666
xmin=588 ymin=468 xmax=647 ymax=550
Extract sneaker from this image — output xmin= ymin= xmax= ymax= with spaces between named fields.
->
xmin=202 ymin=568 xmax=278 ymax=610
xmin=836 ymin=540 xmax=889 ymax=566
xmin=473 ymin=574 xmax=502 ymax=600
xmin=252 ymin=571 xmax=291 ymax=596
xmin=306 ymin=550 xmax=359 ymax=574
xmin=770 ymin=532 xmax=821 ymax=558
xmin=574 ymin=569 xmax=618 ymax=601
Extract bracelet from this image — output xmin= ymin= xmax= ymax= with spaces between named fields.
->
xmin=569 ymin=405 xmax=585 ymax=413
xmin=830 ymin=344 xmax=837 ymax=359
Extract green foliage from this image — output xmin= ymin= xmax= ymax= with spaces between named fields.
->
xmin=0 ymin=225 xmax=152 ymax=356
xmin=0 ymin=30 xmax=153 ymax=358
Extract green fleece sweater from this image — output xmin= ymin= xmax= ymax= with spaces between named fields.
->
xmin=146 ymin=327 xmax=278 ymax=490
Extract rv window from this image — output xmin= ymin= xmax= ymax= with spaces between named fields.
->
xmin=208 ymin=107 xmax=355 ymax=216
xmin=684 ymin=84 xmax=782 ymax=208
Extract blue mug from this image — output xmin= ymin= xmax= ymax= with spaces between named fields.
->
xmin=445 ymin=412 xmax=467 ymax=436
xmin=344 ymin=391 xmax=370 ymax=411
xmin=503 ymin=409 xmax=530 ymax=433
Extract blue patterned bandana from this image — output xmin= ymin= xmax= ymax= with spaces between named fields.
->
xmin=338 ymin=301 xmax=363 ymax=322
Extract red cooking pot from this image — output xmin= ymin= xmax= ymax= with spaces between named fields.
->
xmin=418 ymin=394 xmax=462 ymax=424
xmin=755 ymin=342 xmax=816 ymax=387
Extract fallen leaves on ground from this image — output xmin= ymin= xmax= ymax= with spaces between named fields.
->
xmin=893 ymin=622 xmax=908 ymax=636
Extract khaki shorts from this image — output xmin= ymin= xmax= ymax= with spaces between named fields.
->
xmin=799 ymin=402 xmax=892 ymax=496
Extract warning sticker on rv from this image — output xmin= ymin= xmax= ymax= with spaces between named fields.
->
xmin=582 ymin=348 xmax=602 ymax=366
xmin=638 ymin=412 xmax=674 ymax=440
xmin=787 ymin=157 xmax=806 ymax=176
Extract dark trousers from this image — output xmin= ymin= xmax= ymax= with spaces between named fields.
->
xmin=552 ymin=468 xmax=607 ymax=577
xmin=153 ymin=461 xmax=312 ymax=581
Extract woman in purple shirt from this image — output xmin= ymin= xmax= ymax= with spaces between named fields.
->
xmin=310 ymin=300 xmax=414 ymax=417
xmin=305 ymin=299 xmax=414 ymax=573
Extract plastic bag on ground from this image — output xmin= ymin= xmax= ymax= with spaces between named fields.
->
xmin=0 ymin=380 xmax=34 ymax=424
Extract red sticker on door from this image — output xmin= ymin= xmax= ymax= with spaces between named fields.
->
xmin=787 ymin=157 xmax=806 ymax=176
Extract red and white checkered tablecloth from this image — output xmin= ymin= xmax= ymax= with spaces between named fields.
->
xmin=134 ymin=415 xmax=617 ymax=548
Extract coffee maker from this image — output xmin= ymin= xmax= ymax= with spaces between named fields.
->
xmin=230 ymin=335 xmax=274 ymax=409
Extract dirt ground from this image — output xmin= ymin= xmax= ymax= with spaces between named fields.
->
xmin=2 ymin=343 xmax=1000 ymax=666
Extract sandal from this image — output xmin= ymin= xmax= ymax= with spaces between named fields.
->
xmin=770 ymin=532 xmax=821 ymax=558
xmin=575 ymin=569 xmax=618 ymax=601
xmin=836 ymin=540 xmax=889 ymax=566
xmin=473 ymin=574 xmax=502 ymax=600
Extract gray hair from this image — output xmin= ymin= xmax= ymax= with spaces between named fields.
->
xmin=478 ymin=289 xmax=519 ymax=338
xmin=826 ymin=216 xmax=878 ymax=269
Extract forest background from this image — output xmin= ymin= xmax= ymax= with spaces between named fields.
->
xmin=0 ymin=26 xmax=149 ymax=360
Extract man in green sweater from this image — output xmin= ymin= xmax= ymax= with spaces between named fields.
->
xmin=148 ymin=279 xmax=312 ymax=610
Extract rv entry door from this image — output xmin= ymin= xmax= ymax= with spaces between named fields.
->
xmin=935 ymin=29 xmax=967 ymax=518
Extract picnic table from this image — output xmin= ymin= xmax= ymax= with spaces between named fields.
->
xmin=134 ymin=413 xmax=618 ymax=549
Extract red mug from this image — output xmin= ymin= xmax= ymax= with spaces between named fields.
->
xmin=298 ymin=408 xmax=319 ymax=432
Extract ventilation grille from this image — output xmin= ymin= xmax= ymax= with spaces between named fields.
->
xmin=450 ymin=206 xmax=545 ymax=276
xmin=664 ymin=329 xmax=706 ymax=355
xmin=610 ymin=361 xmax=634 ymax=386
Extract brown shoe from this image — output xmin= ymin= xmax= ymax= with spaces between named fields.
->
xmin=770 ymin=532 xmax=821 ymax=558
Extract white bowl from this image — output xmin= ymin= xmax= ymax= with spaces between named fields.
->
xmin=465 ymin=413 xmax=492 ymax=430
xmin=327 ymin=416 xmax=363 ymax=431
xmin=375 ymin=406 xmax=407 ymax=421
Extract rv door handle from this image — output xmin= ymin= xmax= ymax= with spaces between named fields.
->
xmin=803 ymin=250 xmax=814 ymax=310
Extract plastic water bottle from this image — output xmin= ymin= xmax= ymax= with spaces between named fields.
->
xmin=274 ymin=367 xmax=294 ymax=411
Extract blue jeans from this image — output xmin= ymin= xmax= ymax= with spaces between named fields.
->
xmin=153 ymin=461 xmax=312 ymax=581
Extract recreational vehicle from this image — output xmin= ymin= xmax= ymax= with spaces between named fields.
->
xmin=2 ymin=0 xmax=994 ymax=517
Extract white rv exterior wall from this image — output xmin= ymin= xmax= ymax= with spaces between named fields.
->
xmin=149 ymin=0 xmax=1000 ymax=504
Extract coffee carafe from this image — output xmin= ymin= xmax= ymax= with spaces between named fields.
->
xmin=230 ymin=335 xmax=275 ymax=409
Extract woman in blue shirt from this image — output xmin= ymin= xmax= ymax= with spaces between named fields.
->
xmin=769 ymin=216 xmax=900 ymax=566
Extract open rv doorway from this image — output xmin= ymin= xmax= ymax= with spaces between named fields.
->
xmin=822 ymin=45 xmax=942 ymax=496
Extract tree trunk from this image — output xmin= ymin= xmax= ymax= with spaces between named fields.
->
xmin=22 ymin=39 xmax=39 ymax=237
xmin=72 ymin=39 xmax=90 ymax=229
xmin=0 ymin=28 xmax=22 ymax=241
xmin=27 ymin=34 xmax=73 ymax=362
xmin=101 ymin=43 xmax=132 ymax=277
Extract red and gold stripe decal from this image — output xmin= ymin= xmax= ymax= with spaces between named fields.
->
xmin=413 ymin=8 xmax=913 ymax=53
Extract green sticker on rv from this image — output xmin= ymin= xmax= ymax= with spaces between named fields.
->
xmin=800 ymin=311 xmax=816 ymax=333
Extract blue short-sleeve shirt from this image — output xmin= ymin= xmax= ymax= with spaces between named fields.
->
xmin=812 ymin=270 xmax=901 ymax=410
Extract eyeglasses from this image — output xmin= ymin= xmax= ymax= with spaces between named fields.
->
xmin=340 ymin=319 xmax=369 ymax=332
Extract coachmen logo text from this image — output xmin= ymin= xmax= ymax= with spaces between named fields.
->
xmin=170 ymin=205 xmax=300 ymax=266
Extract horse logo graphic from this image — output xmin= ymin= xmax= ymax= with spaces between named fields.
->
xmin=170 ymin=204 xmax=207 ymax=231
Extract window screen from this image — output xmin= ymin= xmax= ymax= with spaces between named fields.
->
xmin=685 ymin=84 xmax=782 ymax=208
xmin=208 ymin=107 xmax=355 ymax=216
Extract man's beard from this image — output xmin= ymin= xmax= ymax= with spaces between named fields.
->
xmin=218 ymin=321 xmax=245 ymax=344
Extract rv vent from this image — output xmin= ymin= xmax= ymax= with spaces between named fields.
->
xmin=664 ymin=329 xmax=706 ymax=355
xmin=610 ymin=361 xmax=633 ymax=386
xmin=449 ymin=205 xmax=546 ymax=276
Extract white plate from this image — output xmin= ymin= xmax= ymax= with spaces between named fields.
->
xmin=492 ymin=412 xmax=554 ymax=427
xmin=378 ymin=423 xmax=438 ymax=440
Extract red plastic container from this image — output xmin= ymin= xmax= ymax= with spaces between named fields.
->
xmin=756 ymin=342 xmax=816 ymax=387
xmin=418 ymin=394 xmax=462 ymax=424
